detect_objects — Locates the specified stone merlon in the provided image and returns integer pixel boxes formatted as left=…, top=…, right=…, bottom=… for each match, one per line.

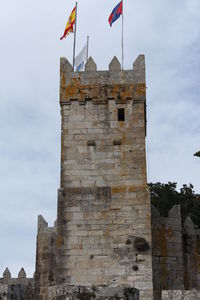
left=37, top=215, right=48, bottom=233
left=60, top=55, right=146, bottom=105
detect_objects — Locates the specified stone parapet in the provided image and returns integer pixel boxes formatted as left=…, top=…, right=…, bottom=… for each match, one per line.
left=152, top=205, right=184, bottom=299
left=60, top=55, right=146, bottom=105
left=0, top=268, right=34, bottom=300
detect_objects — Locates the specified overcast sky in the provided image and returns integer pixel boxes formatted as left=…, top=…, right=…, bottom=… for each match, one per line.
left=0, top=0, right=200, bottom=277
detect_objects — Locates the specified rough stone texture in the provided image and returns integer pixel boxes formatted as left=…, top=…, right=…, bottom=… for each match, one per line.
left=3, top=55, right=200, bottom=299
left=151, top=205, right=185, bottom=300
left=35, top=216, right=57, bottom=298
left=48, top=285, right=140, bottom=300
left=85, top=57, right=97, bottom=72
left=109, top=56, right=121, bottom=71
left=183, top=217, right=200, bottom=290
left=35, top=55, right=153, bottom=300
left=0, top=268, right=35, bottom=300
left=162, top=290, right=200, bottom=300
left=152, top=205, right=200, bottom=299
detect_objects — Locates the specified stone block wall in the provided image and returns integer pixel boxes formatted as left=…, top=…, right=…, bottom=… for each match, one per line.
left=183, top=216, right=200, bottom=289
left=60, top=56, right=147, bottom=190
left=35, top=215, right=57, bottom=298
left=35, top=55, right=153, bottom=300
left=152, top=205, right=200, bottom=299
left=3, top=54, right=200, bottom=300
left=162, top=290, right=200, bottom=300
left=57, top=56, right=152, bottom=299
left=0, top=267, right=34, bottom=300
left=151, top=205, right=184, bottom=299
left=56, top=186, right=152, bottom=297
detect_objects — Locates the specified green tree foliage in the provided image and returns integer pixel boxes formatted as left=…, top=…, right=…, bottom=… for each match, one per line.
left=149, top=182, right=200, bottom=227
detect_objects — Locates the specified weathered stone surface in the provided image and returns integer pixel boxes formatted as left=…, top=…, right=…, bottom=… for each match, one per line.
left=162, top=290, right=200, bottom=300
left=151, top=205, right=185, bottom=299
left=18, top=268, right=26, bottom=280
left=3, top=268, right=11, bottom=283
left=35, top=56, right=153, bottom=300
left=85, top=57, right=97, bottom=72
left=0, top=269, right=34, bottom=300
left=48, top=285, right=140, bottom=300
left=4, top=54, right=200, bottom=300
left=133, top=55, right=145, bottom=83
left=109, top=56, right=121, bottom=71
left=60, top=57, right=73, bottom=73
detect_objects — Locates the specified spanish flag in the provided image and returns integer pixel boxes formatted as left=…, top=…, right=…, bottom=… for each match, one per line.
left=60, top=6, right=76, bottom=40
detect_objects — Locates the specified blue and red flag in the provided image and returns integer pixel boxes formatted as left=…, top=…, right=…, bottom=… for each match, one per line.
left=108, top=1, right=123, bottom=27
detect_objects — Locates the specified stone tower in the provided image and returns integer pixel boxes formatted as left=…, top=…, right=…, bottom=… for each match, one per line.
left=35, top=55, right=153, bottom=300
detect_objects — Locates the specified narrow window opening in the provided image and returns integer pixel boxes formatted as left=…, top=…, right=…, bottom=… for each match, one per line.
left=118, top=108, right=125, bottom=121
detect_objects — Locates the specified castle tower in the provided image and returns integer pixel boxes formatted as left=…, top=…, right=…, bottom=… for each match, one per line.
left=35, top=55, right=153, bottom=300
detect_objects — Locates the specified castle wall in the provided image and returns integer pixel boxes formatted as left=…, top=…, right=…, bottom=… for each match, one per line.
left=151, top=205, right=200, bottom=299
left=151, top=205, right=184, bottom=299
left=35, top=216, right=57, bottom=299
left=60, top=99, right=146, bottom=189
left=0, top=268, right=34, bottom=300
left=47, top=56, right=153, bottom=300
left=183, top=216, right=200, bottom=289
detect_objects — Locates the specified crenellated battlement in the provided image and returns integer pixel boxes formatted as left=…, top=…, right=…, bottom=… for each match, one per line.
left=2, top=46, right=200, bottom=299
left=0, top=267, right=33, bottom=285
left=37, top=215, right=57, bottom=234
left=152, top=205, right=200, bottom=298
left=0, top=267, right=35, bottom=299
left=60, top=55, right=146, bottom=105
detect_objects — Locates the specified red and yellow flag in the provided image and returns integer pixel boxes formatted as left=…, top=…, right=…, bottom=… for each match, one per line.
left=60, top=6, right=76, bottom=40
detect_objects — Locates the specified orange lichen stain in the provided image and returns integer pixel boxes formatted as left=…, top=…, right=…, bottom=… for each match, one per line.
left=60, top=82, right=139, bottom=102
left=71, top=243, right=83, bottom=250
left=93, top=121, right=98, bottom=127
left=60, top=73, right=66, bottom=88
left=56, top=235, right=63, bottom=247
left=110, top=85, right=120, bottom=97
left=65, top=85, right=79, bottom=99
left=123, top=84, right=134, bottom=97
left=60, top=74, right=67, bottom=99
left=121, top=134, right=127, bottom=144
left=147, top=212, right=151, bottom=223
left=110, top=84, right=134, bottom=100
left=103, top=230, right=111, bottom=237
left=157, top=226, right=173, bottom=256
left=71, top=77, right=81, bottom=85
left=136, top=84, right=146, bottom=96
left=128, top=185, right=147, bottom=192
left=153, top=224, right=174, bottom=289
left=112, top=187, right=126, bottom=194
left=119, top=121, right=125, bottom=128
left=62, top=83, right=101, bottom=100
left=128, top=186, right=137, bottom=192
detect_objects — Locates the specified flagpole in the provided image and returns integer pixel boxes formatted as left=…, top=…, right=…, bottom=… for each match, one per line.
left=86, top=35, right=89, bottom=61
left=73, top=2, right=78, bottom=71
left=121, top=0, right=124, bottom=70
